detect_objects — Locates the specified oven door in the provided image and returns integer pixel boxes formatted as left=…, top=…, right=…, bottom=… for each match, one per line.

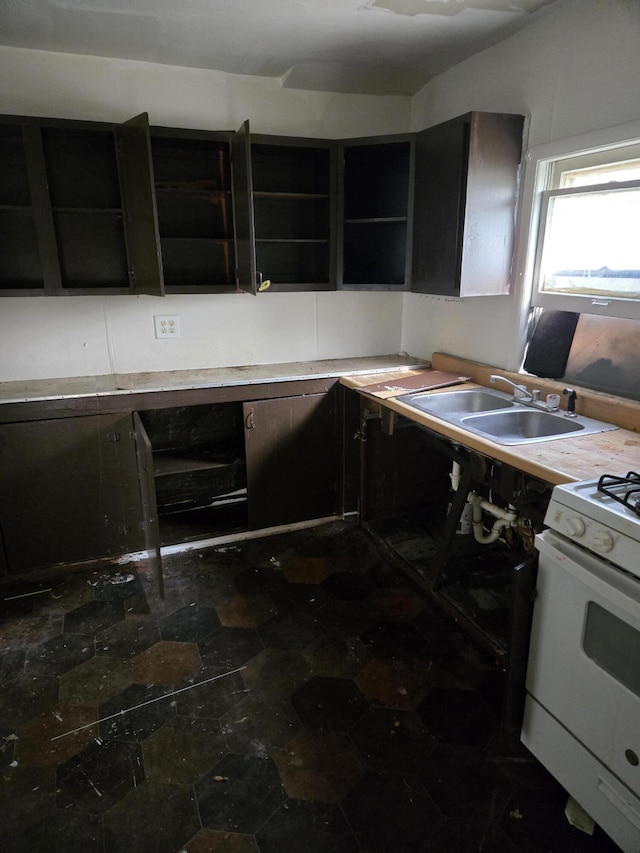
left=524, top=528, right=640, bottom=796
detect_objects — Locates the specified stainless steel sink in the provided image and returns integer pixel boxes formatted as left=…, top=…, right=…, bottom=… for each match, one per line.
left=460, top=409, right=586, bottom=443
left=399, top=388, right=515, bottom=416
left=397, top=387, right=619, bottom=445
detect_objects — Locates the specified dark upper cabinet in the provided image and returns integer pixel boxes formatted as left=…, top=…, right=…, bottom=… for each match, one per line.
left=148, top=120, right=255, bottom=294
left=1, top=110, right=523, bottom=297
left=0, top=114, right=165, bottom=296
left=412, top=111, right=525, bottom=297
left=250, top=135, right=336, bottom=292
left=338, top=135, right=414, bottom=291
left=0, top=113, right=256, bottom=296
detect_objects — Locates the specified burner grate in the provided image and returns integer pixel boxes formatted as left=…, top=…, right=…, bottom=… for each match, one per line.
left=597, top=471, right=640, bottom=516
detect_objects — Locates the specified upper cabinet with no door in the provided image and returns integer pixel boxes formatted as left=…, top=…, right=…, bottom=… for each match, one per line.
left=339, top=135, right=414, bottom=291
left=250, top=135, right=336, bottom=292
left=412, top=112, right=525, bottom=297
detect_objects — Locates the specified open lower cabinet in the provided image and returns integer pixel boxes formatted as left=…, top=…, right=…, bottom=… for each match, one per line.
left=133, top=384, right=345, bottom=590
left=359, top=402, right=549, bottom=731
left=358, top=398, right=550, bottom=644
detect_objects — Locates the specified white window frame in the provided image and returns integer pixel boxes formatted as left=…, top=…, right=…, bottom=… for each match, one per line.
left=519, top=120, right=640, bottom=323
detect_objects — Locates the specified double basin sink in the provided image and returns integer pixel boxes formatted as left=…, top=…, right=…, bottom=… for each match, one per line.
left=397, top=387, right=618, bottom=445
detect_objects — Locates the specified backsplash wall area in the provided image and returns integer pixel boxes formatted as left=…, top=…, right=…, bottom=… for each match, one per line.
left=0, top=291, right=404, bottom=382
left=563, top=315, right=640, bottom=402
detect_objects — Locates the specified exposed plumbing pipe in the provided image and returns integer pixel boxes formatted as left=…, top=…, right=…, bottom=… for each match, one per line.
left=448, top=461, right=473, bottom=535
left=449, top=461, right=462, bottom=494
left=467, top=491, right=520, bottom=545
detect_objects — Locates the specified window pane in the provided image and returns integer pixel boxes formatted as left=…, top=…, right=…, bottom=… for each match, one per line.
left=539, top=186, right=640, bottom=298
left=560, top=158, right=640, bottom=188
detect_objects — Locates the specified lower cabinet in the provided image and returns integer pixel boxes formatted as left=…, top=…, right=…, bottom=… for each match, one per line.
left=244, top=392, right=339, bottom=530
left=0, top=383, right=344, bottom=580
left=0, top=413, right=142, bottom=574
left=135, top=401, right=249, bottom=547
left=134, top=386, right=342, bottom=550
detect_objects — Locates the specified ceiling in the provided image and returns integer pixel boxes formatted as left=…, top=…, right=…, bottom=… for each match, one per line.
left=1, top=0, right=563, bottom=96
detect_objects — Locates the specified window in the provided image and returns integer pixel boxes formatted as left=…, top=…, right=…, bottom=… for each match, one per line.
left=530, top=138, right=640, bottom=320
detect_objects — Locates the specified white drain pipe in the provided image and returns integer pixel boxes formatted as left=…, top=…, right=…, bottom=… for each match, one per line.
left=449, top=461, right=463, bottom=493
left=449, top=462, right=473, bottom=535
left=467, top=491, right=520, bottom=545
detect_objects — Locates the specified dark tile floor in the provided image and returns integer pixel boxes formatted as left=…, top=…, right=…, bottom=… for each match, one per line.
left=0, top=520, right=621, bottom=852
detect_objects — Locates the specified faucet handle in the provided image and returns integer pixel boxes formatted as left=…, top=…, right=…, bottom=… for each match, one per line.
left=546, top=393, right=561, bottom=411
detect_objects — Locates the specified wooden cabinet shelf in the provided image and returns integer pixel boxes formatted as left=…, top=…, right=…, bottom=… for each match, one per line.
left=253, top=191, right=329, bottom=200
left=153, top=449, right=247, bottom=514
left=344, top=216, right=408, bottom=224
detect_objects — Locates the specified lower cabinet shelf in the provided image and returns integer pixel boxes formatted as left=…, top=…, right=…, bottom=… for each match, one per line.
left=157, top=499, right=248, bottom=547
left=153, top=448, right=247, bottom=513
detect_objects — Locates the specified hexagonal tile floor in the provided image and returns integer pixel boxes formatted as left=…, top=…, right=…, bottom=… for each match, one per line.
left=0, top=521, right=622, bottom=852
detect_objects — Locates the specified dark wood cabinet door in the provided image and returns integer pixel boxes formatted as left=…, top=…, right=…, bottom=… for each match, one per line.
left=116, top=113, right=165, bottom=296
left=244, top=392, right=340, bottom=530
left=133, top=412, right=163, bottom=596
left=412, top=114, right=468, bottom=295
left=232, top=120, right=257, bottom=293
left=0, top=413, right=142, bottom=573
left=412, top=112, right=524, bottom=297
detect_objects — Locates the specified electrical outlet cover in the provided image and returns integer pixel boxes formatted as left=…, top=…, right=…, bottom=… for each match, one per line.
left=154, top=315, right=180, bottom=339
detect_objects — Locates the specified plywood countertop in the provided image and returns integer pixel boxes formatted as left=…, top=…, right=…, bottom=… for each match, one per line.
left=341, top=353, right=640, bottom=486
left=0, top=355, right=426, bottom=405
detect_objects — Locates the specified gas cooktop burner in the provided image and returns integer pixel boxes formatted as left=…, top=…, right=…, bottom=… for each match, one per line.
left=597, top=471, right=640, bottom=516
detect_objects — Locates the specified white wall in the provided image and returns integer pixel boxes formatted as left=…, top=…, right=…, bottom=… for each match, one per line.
left=402, top=0, right=640, bottom=371
left=0, top=291, right=403, bottom=380
left=0, top=47, right=410, bottom=380
left=2, top=0, right=640, bottom=381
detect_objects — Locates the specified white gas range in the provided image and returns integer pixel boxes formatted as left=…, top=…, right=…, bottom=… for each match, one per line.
left=543, top=472, right=640, bottom=576
left=522, top=471, right=640, bottom=853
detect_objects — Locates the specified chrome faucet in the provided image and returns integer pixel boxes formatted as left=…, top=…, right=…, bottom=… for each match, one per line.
left=489, top=374, right=562, bottom=412
left=489, top=374, right=534, bottom=402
